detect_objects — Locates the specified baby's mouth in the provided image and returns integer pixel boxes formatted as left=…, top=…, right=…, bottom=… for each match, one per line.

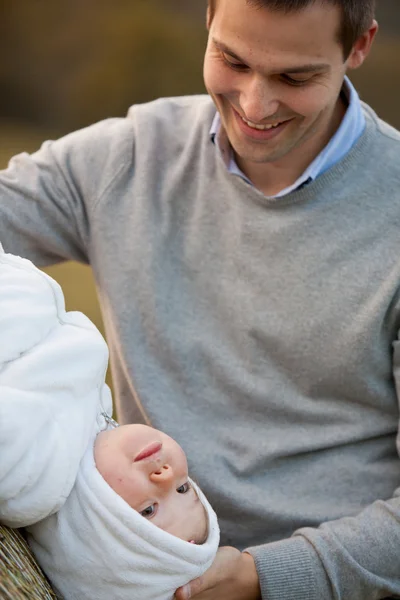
left=134, top=441, right=162, bottom=462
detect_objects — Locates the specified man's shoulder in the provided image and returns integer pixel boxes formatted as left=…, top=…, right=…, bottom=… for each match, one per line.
left=70, top=95, right=215, bottom=144
left=356, top=103, right=400, bottom=193
left=362, top=102, right=400, bottom=145
left=126, top=95, right=216, bottom=131
left=40, top=95, right=216, bottom=204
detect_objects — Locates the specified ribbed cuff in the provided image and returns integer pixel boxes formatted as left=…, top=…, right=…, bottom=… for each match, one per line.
left=245, top=535, right=331, bottom=600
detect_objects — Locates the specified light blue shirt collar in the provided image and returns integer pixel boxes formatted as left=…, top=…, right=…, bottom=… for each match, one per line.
left=210, top=76, right=365, bottom=198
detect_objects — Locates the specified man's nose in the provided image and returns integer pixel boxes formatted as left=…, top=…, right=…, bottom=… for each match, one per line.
left=149, top=464, right=174, bottom=486
left=239, top=74, right=279, bottom=123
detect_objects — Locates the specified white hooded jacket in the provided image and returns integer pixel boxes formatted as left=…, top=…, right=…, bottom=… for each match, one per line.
left=0, top=244, right=112, bottom=527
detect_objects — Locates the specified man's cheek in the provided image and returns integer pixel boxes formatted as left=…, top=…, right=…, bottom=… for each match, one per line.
left=204, top=61, right=228, bottom=93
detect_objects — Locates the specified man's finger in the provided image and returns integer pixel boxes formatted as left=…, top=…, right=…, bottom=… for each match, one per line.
left=177, top=573, right=210, bottom=599
left=175, top=583, right=192, bottom=600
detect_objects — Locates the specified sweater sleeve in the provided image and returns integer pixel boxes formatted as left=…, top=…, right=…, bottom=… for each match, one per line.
left=245, top=348, right=400, bottom=600
left=0, top=251, right=112, bottom=527
left=0, top=117, right=134, bottom=266
left=246, top=498, right=400, bottom=600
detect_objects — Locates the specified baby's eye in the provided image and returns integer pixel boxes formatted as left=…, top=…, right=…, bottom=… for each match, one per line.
left=177, top=482, right=191, bottom=494
left=140, top=504, right=157, bottom=518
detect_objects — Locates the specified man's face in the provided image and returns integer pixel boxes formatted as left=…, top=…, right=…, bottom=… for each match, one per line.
left=94, top=424, right=208, bottom=544
left=203, top=0, right=365, bottom=173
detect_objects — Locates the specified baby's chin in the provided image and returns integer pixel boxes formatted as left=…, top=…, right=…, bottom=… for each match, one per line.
left=190, top=525, right=208, bottom=545
left=174, top=534, right=205, bottom=545
left=176, top=520, right=208, bottom=545
left=187, top=534, right=206, bottom=545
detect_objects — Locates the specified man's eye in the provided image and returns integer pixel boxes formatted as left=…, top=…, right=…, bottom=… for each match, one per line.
left=282, top=74, right=311, bottom=86
left=177, top=482, right=191, bottom=494
left=222, top=53, right=248, bottom=71
left=140, top=504, right=157, bottom=518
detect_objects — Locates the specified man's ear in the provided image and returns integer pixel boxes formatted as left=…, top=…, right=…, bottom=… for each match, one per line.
left=347, top=19, right=379, bottom=70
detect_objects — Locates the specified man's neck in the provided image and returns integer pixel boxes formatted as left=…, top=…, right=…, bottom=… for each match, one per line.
left=235, top=95, right=347, bottom=197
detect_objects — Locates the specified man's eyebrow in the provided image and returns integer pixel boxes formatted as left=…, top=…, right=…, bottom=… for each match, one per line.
left=284, top=64, right=331, bottom=74
left=212, top=39, right=330, bottom=73
left=212, top=39, right=246, bottom=63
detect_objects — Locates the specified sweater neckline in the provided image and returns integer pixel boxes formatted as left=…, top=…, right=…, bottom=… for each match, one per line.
left=216, top=103, right=380, bottom=208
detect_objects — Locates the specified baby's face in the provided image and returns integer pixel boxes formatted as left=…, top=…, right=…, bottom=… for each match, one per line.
left=94, top=424, right=208, bottom=544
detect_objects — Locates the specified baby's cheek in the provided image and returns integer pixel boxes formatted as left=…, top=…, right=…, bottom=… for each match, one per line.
left=106, top=468, right=138, bottom=509
left=94, top=448, right=124, bottom=495
left=94, top=445, right=139, bottom=508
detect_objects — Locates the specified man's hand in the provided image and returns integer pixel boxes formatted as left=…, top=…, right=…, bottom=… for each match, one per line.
left=175, top=547, right=261, bottom=600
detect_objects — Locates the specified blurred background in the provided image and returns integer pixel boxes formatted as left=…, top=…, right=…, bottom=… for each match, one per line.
left=0, top=0, right=399, bottom=386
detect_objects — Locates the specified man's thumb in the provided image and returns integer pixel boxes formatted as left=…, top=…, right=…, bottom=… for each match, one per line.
left=176, top=575, right=204, bottom=600
left=176, top=583, right=192, bottom=600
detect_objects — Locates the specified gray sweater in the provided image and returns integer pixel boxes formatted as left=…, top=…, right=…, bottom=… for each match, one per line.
left=1, top=95, right=400, bottom=600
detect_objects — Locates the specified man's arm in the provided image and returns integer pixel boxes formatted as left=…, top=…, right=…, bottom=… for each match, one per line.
left=0, top=117, right=133, bottom=266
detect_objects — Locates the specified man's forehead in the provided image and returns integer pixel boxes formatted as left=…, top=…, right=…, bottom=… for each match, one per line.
left=211, top=0, right=341, bottom=34
left=210, top=0, right=343, bottom=64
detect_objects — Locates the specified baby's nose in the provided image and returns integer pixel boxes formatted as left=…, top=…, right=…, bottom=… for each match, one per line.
left=149, top=464, right=174, bottom=484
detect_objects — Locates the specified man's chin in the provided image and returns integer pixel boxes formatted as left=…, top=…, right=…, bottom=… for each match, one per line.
left=231, top=145, right=286, bottom=168
left=231, top=132, right=305, bottom=168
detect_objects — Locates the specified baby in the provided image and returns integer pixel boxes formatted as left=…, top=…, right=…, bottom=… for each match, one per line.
left=27, top=420, right=219, bottom=600
left=0, top=245, right=219, bottom=600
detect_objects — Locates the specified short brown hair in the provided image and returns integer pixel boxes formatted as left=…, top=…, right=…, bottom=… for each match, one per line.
left=207, top=0, right=376, bottom=59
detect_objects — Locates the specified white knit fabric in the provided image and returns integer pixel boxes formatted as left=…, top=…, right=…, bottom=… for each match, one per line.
left=27, top=437, right=220, bottom=600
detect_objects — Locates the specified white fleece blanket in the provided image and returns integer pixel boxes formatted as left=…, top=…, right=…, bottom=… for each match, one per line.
left=0, top=247, right=112, bottom=527
left=27, top=437, right=220, bottom=600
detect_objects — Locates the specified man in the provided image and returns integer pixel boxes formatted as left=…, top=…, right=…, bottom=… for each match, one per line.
left=1, top=0, right=399, bottom=598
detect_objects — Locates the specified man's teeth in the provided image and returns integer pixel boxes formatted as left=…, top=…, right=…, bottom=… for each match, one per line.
left=242, top=117, right=282, bottom=130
